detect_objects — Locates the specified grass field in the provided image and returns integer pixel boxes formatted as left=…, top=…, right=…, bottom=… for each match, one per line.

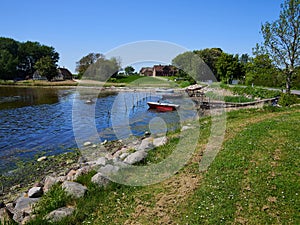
left=21, top=105, right=300, bottom=225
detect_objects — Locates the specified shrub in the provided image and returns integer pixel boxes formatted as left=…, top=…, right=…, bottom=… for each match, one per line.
left=278, top=93, right=299, bottom=106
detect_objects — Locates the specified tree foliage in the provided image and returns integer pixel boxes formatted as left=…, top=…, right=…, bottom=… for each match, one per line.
left=193, top=48, right=223, bottom=77
left=34, top=56, right=58, bottom=81
left=215, top=53, right=245, bottom=83
left=245, top=54, right=283, bottom=87
left=75, top=53, right=104, bottom=78
left=0, top=37, right=59, bottom=80
left=82, top=55, right=121, bottom=81
left=260, top=0, right=300, bottom=93
left=124, top=66, right=135, bottom=75
left=172, top=51, right=216, bottom=82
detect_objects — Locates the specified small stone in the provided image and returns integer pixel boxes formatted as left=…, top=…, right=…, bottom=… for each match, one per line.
left=144, top=131, right=151, bottom=136
left=91, top=173, right=110, bottom=187
left=83, top=142, right=92, bottom=146
left=37, top=156, right=47, bottom=162
left=181, top=126, right=192, bottom=131
left=62, top=181, right=87, bottom=198
left=45, top=207, right=74, bottom=222
left=28, top=187, right=43, bottom=198
left=261, top=205, right=270, bottom=211
left=120, top=153, right=129, bottom=160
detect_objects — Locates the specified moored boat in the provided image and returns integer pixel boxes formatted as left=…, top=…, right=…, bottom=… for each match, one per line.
left=147, top=101, right=180, bottom=112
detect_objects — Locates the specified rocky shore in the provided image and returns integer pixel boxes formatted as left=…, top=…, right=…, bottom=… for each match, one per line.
left=0, top=133, right=171, bottom=224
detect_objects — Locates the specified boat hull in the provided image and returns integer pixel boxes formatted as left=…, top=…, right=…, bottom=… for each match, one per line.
left=147, top=102, right=179, bottom=112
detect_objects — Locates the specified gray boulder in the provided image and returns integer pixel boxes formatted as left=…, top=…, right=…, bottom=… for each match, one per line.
left=137, top=138, right=153, bottom=151
left=153, top=136, right=167, bottom=147
left=98, top=164, right=119, bottom=176
left=124, top=151, right=147, bottom=165
left=14, top=196, right=40, bottom=214
left=91, top=173, right=110, bottom=187
left=45, top=207, right=74, bottom=222
left=95, top=157, right=108, bottom=166
left=13, top=196, right=40, bottom=223
left=73, top=166, right=93, bottom=180
left=28, top=187, right=43, bottom=198
left=43, top=176, right=59, bottom=193
left=61, top=181, right=87, bottom=198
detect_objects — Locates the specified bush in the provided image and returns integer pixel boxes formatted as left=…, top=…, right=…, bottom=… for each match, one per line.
left=278, top=93, right=299, bottom=106
left=180, top=81, right=191, bottom=88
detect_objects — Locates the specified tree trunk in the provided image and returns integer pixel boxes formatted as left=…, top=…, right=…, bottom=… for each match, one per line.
left=286, top=72, right=291, bottom=94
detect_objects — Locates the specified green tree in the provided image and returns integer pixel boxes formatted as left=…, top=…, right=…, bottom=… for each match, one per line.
left=18, top=41, right=59, bottom=77
left=34, top=56, right=58, bottom=81
left=193, top=48, right=223, bottom=78
left=75, top=53, right=104, bottom=78
left=172, top=51, right=215, bottom=82
left=245, top=54, right=282, bottom=87
left=83, top=56, right=121, bottom=81
left=260, top=0, right=300, bottom=93
left=124, top=66, right=135, bottom=75
left=0, top=37, right=20, bottom=80
left=216, top=53, right=244, bottom=84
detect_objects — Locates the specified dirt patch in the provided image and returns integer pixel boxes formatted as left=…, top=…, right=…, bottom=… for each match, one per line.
left=124, top=173, right=201, bottom=225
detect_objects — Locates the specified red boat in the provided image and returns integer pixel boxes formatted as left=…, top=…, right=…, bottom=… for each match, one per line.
left=147, top=101, right=180, bottom=112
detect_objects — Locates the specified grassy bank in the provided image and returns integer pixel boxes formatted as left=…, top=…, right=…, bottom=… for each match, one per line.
left=21, top=105, right=300, bottom=224
left=0, top=80, right=78, bottom=87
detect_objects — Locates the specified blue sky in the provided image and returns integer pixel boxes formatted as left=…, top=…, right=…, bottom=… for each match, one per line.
left=1, top=0, right=282, bottom=72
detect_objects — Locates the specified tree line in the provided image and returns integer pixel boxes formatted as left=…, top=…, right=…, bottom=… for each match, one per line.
left=173, top=0, right=300, bottom=92
left=0, top=37, right=59, bottom=81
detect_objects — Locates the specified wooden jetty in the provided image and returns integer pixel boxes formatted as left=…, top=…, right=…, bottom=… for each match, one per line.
left=192, top=97, right=279, bottom=109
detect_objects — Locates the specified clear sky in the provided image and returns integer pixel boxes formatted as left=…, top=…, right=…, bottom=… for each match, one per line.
left=0, top=0, right=282, bottom=73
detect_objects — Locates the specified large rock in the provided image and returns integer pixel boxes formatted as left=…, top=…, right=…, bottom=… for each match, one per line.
left=13, top=196, right=40, bottom=223
left=124, top=151, right=148, bottom=165
left=137, top=138, right=153, bottom=151
left=73, top=166, right=93, bottom=180
left=43, top=176, right=59, bottom=193
left=98, top=164, right=119, bottom=176
left=66, top=169, right=77, bottom=181
left=62, top=181, right=87, bottom=198
left=95, top=157, right=108, bottom=166
left=45, top=207, right=74, bottom=222
left=28, top=187, right=43, bottom=198
left=91, top=173, right=110, bottom=187
left=14, top=196, right=40, bottom=214
left=153, top=136, right=167, bottom=147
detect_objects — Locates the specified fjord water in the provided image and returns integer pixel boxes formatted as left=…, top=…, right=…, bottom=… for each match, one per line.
left=0, top=87, right=197, bottom=173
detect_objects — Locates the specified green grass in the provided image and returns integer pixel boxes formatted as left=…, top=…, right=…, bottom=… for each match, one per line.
left=205, top=91, right=254, bottom=102
left=107, top=75, right=142, bottom=83
left=129, top=76, right=176, bottom=87
left=221, top=84, right=282, bottom=99
left=179, top=108, right=300, bottom=224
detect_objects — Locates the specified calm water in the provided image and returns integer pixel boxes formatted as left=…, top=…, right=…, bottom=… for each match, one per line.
left=0, top=87, right=197, bottom=173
